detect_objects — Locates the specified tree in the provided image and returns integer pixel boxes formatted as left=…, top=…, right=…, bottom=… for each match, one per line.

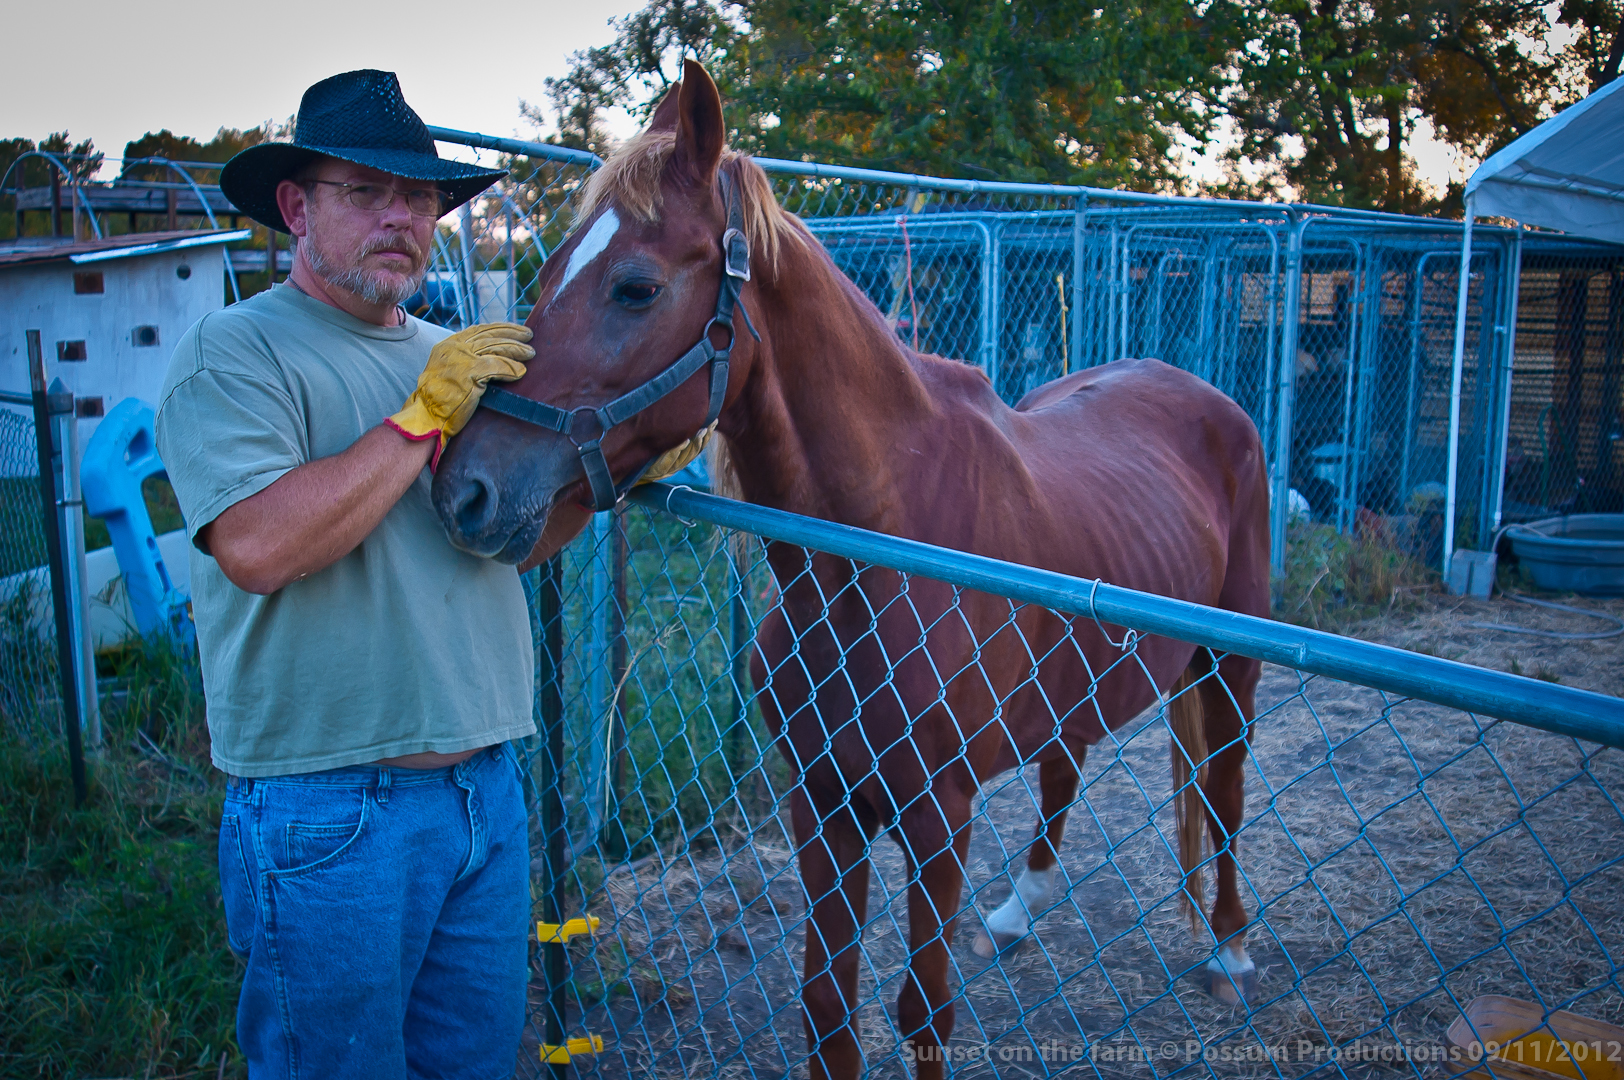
left=120, top=126, right=268, bottom=181
left=1219, top=0, right=1624, bottom=212
left=542, top=0, right=1237, bottom=189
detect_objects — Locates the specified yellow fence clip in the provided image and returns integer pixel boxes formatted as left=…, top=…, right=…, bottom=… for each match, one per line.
left=540, top=1034, right=604, bottom=1064
left=535, top=914, right=600, bottom=944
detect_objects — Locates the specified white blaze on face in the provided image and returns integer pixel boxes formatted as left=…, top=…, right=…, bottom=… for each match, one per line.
left=550, top=208, right=621, bottom=306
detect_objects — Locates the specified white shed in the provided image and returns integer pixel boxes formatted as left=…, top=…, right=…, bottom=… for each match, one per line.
left=0, top=228, right=247, bottom=458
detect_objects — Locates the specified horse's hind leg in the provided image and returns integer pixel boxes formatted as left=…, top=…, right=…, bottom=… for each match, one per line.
left=1198, top=649, right=1260, bottom=1004
left=972, top=750, right=1082, bottom=958
left=793, top=785, right=873, bottom=1080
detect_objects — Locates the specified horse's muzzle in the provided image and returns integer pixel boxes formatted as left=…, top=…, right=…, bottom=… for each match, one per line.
left=431, top=414, right=585, bottom=563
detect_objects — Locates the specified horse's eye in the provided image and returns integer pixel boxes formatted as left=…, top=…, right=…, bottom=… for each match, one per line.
left=614, top=282, right=660, bottom=306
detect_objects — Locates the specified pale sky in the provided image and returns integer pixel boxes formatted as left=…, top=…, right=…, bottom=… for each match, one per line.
left=5, top=0, right=1474, bottom=194
left=3, top=0, right=647, bottom=171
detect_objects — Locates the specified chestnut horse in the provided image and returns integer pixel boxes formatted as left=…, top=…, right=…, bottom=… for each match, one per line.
left=434, top=61, right=1269, bottom=1080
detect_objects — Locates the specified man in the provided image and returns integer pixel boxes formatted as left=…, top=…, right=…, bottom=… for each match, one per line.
left=156, top=70, right=537, bottom=1078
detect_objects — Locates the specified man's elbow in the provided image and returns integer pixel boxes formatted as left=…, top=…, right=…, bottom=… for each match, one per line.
left=203, top=524, right=292, bottom=595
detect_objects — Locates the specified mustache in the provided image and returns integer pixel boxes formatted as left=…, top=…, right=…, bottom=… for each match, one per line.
left=361, top=236, right=424, bottom=261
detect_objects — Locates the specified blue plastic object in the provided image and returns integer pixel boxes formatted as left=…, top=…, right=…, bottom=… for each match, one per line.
left=81, top=397, right=193, bottom=642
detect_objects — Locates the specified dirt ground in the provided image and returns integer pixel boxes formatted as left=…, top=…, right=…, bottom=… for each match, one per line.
left=526, top=591, right=1624, bottom=1080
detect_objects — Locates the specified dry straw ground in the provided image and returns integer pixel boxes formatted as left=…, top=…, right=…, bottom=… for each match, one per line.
left=545, top=594, right=1624, bottom=1080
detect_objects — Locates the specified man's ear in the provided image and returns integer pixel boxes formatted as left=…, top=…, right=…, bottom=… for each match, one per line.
left=671, top=59, right=725, bottom=188
left=276, top=179, right=309, bottom=239
left=648, top=82, right=682, bottom=132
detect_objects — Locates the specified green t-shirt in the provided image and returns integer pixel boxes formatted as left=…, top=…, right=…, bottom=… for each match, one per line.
left=155, top=284, right=536, bottom=777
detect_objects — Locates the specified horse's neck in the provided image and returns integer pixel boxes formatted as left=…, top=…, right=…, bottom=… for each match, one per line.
left=724, top=235, right=933, bottom=530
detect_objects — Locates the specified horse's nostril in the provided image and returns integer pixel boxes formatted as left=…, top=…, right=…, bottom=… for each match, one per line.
left=452, top=475, right=497, bottom=536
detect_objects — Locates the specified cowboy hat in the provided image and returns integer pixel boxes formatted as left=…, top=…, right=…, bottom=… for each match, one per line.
left=220, top=69, right=505, bottom=233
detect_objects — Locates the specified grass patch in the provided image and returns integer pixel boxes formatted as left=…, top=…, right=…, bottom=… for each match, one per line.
left=1275, top=519, right=1437, bottom=630
left=0, top=637, right=242, bottom=1079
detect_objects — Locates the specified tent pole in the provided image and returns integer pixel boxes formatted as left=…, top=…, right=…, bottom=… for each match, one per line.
left=1444, top=196, right=1476, bottom=579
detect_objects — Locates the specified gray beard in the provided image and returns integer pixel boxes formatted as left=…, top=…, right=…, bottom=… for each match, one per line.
left=302, top=237, right=427, bottom=307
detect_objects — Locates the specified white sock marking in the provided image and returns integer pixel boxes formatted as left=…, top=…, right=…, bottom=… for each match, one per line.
left=985, top=867, right=1055, bottom=938
left=1205, top=941, right=1255, bottom=976
left=552, top=208, right=620, bottom=303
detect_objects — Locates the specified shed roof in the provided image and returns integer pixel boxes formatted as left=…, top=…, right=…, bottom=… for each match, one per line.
left=0, top=228, right=249, bottom=269
left=1467, top=77, right=1624, bottom=242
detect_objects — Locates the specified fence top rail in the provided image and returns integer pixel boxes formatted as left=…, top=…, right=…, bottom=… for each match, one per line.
left=423, top=126, right=1510, bottom=230
left=425, top=125, right=603, bottom=168
left=628, top=483, right=1624, bottom=749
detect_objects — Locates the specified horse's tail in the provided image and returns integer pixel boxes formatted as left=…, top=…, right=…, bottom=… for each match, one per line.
left=1169, top=665, right=1209, bottom=937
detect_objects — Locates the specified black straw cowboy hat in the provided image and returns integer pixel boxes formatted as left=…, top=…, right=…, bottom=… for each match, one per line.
left=220, top=69, right=505, bottom=234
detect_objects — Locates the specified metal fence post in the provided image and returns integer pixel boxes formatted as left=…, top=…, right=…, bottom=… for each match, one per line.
left=1070, top=196, right=1087, bottom=370
left=27, top=331, right=86, bottom=805
left=1444, top=197, right=1477, bottom=576
left=1488, top=228, right=1524, bottom=535
left=54, top=398, right=99, bottom=747
left=583, top=510, right=614, bottom=853
left=535, top=555, right=566, bottom=1078
left=1270, top=213, right=1306, bottom=574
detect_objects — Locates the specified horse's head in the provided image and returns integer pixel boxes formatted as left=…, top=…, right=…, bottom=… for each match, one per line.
left=433, top=60, right=775, bottom=567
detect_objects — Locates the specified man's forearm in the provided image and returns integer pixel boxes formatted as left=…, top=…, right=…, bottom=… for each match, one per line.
left=203, top=425, right=435, bottom=594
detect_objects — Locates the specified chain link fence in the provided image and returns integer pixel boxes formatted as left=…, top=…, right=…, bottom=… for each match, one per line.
left=423, top=132, right=1624, bottom=574
left=1503, top=241, right=1624, bottom=520
left=513, top=482, right=1622, bottom=1079
left=0, top=402, right=59, bottom=738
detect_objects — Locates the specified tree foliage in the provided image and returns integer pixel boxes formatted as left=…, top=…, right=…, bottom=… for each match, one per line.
left=544, top=0, right=1234, bottom=189
left=546, top=0, right=1624, bottom=212
left=1221, top=0, right=1624, bottom=212
left=119, top=127, right=268, bottom=181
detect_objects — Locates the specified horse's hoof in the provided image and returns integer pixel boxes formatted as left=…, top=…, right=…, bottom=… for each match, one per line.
left=1200, top=960, right=1258, bottom=1006
left=971, top=929, right=1023, bottom=958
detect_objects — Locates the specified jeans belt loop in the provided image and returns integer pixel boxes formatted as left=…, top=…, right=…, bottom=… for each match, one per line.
left=376, top=767, right=392, bottom=806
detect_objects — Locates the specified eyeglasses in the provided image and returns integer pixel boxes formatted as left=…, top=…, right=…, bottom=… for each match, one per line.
left=308, top=180, right=446, bottom=217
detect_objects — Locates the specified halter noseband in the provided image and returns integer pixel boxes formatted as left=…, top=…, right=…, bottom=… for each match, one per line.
left=478, top=172, right=750, bottom=512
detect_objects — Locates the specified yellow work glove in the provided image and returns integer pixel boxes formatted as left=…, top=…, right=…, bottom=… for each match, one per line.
left=639, top=423, right=716, bottom=486
left=385, top=322, right=534, bottom=470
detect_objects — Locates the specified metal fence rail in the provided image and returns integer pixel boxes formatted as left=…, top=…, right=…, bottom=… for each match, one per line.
left=516, top=480, right=1624, bottom=1079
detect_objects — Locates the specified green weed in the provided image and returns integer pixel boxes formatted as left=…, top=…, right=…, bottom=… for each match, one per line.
left=1275, top=519, right=1437, bottom=630
left=0, top=637, right=242, bottom=1079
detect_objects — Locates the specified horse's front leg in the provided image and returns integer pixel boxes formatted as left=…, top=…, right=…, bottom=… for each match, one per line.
left=793, top=785, right=873, bottom=1080
left=896, top=786, right=973, bottom=1080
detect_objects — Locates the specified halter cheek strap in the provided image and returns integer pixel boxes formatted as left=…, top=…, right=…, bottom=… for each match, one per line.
left=479, top=172, right=750, bottom=512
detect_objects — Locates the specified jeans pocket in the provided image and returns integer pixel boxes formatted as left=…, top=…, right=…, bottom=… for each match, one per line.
left=286, top=820, right=364, bottom=869
left=218, top=813, right=256, bottom=958
left=262, top=786, right=369, bottom=877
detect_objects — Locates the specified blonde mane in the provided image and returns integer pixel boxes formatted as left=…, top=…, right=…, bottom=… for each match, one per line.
left=578, top=126, right=806, bottom=280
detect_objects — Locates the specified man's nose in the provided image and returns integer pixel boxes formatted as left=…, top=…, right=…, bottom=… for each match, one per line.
left=378, top=193, right=415, bottom=228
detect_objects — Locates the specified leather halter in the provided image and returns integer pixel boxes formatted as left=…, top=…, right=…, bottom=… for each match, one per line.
left=478, top=172, right=750, bottom=512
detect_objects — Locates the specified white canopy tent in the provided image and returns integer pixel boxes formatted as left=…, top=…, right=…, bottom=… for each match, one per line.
left=1445, top=77, right=1624, bottom=575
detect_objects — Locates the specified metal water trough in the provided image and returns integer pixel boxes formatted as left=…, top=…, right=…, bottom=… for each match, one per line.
left=1507, top=514, right=1624, bottom=595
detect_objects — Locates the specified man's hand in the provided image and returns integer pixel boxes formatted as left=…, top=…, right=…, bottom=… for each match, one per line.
left=386, top=323, right=534, bottom=468
left=638, top=423, right=716, bottom=486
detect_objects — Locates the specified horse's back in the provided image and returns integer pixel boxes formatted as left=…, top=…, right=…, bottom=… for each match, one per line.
left=1008, top=357, right=1268, bottom=610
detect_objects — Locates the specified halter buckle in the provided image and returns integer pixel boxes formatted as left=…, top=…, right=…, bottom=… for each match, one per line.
left=721, top=227, right=751, bottom=282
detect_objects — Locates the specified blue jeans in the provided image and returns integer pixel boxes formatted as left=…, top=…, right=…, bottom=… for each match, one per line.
left=219, top=743, right=531, bottom=1080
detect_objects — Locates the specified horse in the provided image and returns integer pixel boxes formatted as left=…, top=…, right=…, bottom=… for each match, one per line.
left=432, top=60, right=1270, bottom=1080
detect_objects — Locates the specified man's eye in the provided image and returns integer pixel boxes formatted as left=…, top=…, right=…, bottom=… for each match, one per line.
left=351, top=185, right=386, bottom=199
left=615, top=283, right=660, bottom=304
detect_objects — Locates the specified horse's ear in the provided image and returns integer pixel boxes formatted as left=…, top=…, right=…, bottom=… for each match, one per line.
left=672, top=58, right=725, bottom=187
left=648, top=82, right=682, bottom=132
